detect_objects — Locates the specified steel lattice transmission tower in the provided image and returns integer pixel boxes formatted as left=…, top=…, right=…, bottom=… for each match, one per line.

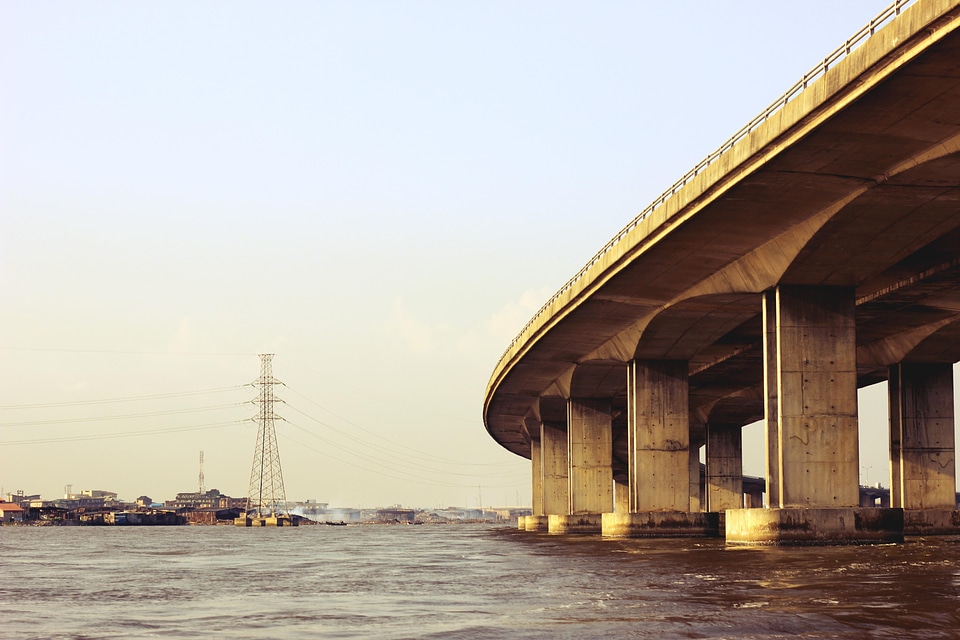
left=245, top=354, right=288, bottom=519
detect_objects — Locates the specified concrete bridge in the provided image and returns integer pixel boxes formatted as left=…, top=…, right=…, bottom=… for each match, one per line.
left=483, top=0, right=960, bottom=544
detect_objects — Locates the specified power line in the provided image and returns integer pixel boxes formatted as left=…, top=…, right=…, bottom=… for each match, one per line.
left=286, top=419, right=525, bottom=481
left=0, top=420, right=244, bottom=446
left=0, top=403, right=245, bottom=428
left=0, top=347, right=253, bottom=356
left=281, top=427, right=456, bottom=488
left=278, top=429, right=525, bottom=490
left=0, top=365, right=526, bottom=490
left=0, top=385, right=247, bottom=410
left=284, top=387, right=516, bottom=467
left=283, top=360, right=475, bottom=425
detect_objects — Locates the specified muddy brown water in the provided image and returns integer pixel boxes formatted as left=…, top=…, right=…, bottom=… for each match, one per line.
left=1, top=524, right=958, bottom=638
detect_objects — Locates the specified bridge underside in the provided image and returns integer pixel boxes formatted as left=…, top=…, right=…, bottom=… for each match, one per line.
left=490, top=1, right=960, bottom=543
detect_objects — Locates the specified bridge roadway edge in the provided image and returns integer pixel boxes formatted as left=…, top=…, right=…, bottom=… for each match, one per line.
left=484, top=0, right=960, bottom=459
left=483, top=0, right=960, bottom=544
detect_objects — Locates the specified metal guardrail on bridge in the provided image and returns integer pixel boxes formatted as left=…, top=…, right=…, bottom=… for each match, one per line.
left=496, top=0, right=918, bottom=370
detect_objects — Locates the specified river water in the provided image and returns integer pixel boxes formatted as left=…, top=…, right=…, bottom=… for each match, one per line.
left=1, top=524, right=959, bottom=639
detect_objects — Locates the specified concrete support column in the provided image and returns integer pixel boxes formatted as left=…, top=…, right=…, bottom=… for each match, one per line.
left=689, top=445, right=702, bottom=512
left=776, top=286, right=860, bottom=508
left=762, top=290, right=780, bottom=507
left=549, top=399, right=611, bottom=533
left=540, top=421, right=568, bottom=517
left=567, top=398, right=613, bottom=514
left=614, top=479, right=629, bottom=514
left=530, top=436, right=543, bottom=516
left=628, top=360, right=690, bottom=511
left=743, top=482, right=764, bottom=508
left=521, top=433, right=549, bottom=532
left=889, top=362, right=958, bottom=534
left=727, top=286, right=902, bottom=545
left=706, top=423, right=743, bottom=512
left=604, top=360, right=719, bottom=538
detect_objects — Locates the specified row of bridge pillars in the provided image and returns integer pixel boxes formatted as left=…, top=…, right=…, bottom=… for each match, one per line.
left=519, top=286, right=959, bottom=544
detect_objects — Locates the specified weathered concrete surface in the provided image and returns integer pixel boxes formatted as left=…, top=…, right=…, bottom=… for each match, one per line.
left=889, top=362, right=957, bottom=510
left=725, top=507, right=904, bottom=545
left=523, top=515, right=550, bottom=532
left=744, top=480, right=764, bottom=509
left=762, top=291, right=781, bottom=507
left=773, top=286, right=860, bottom=509
left=689, top=446, right=703, bottom=512
left=903, top=508, right=960, bottom=534
left=568, top=398, right=613, bottom=515
left=627, top=361, right=690, bottom=512
left=706, top=423, right=743, bottom=511
left=541, top=422, right=568, bottom=517
left=602, top=511, right=721, bottom=538
left=614, top=478, right=629, bottom=513
left=530, top=437, right=543, bottom=517
left=549, top=513, right=602, bottom=534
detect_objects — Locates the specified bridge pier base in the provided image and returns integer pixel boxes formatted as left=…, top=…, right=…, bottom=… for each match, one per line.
left=903, top=509, right=960, bottom=535
left=889, top=362, right=958, bottom=537
left=602, top=511, right=720, bottom=538
left=729, top=286, right=899, bottom=545
left=549, top=513, right=602, bottom=534
left=725, top=507, right=904, bottom=545
left=523, top=515, right=550, bottom=532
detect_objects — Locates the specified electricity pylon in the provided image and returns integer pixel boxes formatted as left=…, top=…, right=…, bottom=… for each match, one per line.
left=244, top=354, right=288, bottom=518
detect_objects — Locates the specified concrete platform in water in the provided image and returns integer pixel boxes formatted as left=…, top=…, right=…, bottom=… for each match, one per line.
left=234, top=515, right=298, bottom=527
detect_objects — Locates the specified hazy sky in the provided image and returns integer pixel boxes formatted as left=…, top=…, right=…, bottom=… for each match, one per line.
left=3, top=1, right=953, bottom=508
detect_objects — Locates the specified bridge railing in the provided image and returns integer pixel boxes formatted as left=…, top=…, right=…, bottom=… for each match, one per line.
left=495, top=0, right=917, bottom=370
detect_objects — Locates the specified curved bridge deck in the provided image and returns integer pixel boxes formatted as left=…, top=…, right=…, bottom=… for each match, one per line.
left=484, top=0, right=960, bottom=543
